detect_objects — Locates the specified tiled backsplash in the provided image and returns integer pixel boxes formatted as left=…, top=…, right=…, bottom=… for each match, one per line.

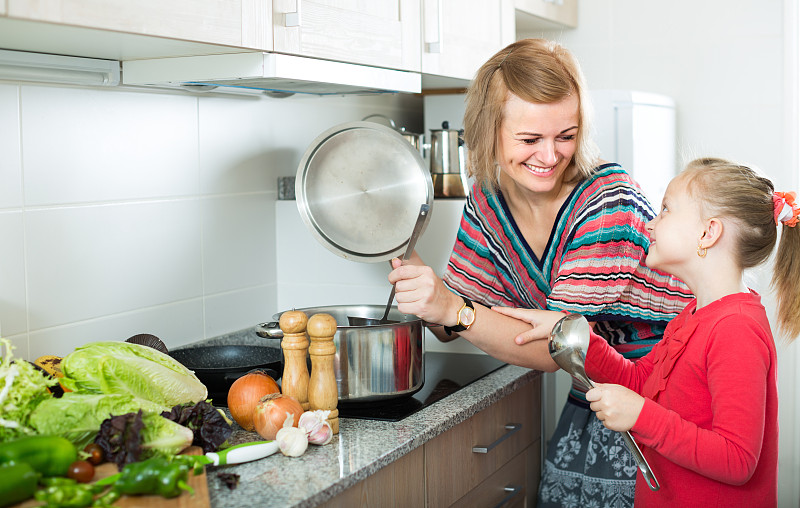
left=0, top=83, right=422, bottom=359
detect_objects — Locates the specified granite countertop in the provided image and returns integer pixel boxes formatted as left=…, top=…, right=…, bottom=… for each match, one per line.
left=178, top=330, right=540, bottom=508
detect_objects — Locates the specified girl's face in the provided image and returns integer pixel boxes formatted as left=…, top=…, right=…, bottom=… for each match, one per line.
left=497, top=93, right=579, bottom=197
left=645, top=176, right=707, bottom=278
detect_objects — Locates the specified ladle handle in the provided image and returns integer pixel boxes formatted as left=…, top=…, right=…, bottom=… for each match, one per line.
left=381, top=204, right=430, bottom=321
left=621, top=430, right=660, bottom=491
left=575, top=372, right=660, bottom=491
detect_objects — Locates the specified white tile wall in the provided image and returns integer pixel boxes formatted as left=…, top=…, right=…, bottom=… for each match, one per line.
left=0, top=82, right=422, bottom=359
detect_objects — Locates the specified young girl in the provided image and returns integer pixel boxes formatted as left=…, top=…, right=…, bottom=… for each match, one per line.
left=495, top=157, right=799, bottom=506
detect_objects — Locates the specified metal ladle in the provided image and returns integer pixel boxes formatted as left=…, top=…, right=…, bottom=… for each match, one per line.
left=347, top=203, right=430, bottom=326
left=549, top=313, right=661, bottom=491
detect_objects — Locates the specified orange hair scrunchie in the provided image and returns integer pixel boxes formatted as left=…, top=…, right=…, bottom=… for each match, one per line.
left=773, top=191, right=800, bottom=227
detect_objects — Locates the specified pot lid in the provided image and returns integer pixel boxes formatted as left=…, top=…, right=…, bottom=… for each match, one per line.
left=295, top=121, right=434, bottom=262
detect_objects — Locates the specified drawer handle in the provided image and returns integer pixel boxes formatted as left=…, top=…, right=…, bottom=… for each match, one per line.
left=472, top=423, right=521, bottom=454
left=493, top=485, right=522, bottom=508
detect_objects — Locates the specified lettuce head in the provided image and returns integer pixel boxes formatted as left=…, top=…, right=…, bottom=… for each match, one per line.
left=59, top=341, right=207, bottom=410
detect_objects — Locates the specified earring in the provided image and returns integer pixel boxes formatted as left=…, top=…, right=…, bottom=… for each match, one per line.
left=697, top=241, right=707, bottom=258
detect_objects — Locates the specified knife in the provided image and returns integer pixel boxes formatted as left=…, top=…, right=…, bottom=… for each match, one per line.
left=202, top=440, right=279, bottom=466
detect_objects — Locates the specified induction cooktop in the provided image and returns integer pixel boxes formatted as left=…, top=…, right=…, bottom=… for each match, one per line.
left=337, top=352, right=506, bottom=422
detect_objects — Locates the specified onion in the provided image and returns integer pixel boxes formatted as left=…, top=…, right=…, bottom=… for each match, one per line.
left=227, top=370, right=280, bottom=431
left=253, top=393, right=304, bottom=440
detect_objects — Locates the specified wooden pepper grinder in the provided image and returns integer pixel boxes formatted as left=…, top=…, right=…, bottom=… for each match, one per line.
left=279, top=310, right=310, bottom=411
left=307, top=313, right=339, bottom=434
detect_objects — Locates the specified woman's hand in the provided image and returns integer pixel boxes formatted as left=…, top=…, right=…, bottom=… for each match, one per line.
left=491, top=306, right=566, bottom=345
left=585, top=383, right=645, bottom=432
left=389, top=252, right=461, bottom=326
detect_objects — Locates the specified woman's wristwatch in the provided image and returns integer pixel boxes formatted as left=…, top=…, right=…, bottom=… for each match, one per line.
left=443, top=296, right=475, bottom=336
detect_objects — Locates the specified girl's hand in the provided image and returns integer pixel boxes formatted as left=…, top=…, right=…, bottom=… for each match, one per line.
left=491, top=306, right=566, bottom=345
left=585, top=383, right=645, bottom=432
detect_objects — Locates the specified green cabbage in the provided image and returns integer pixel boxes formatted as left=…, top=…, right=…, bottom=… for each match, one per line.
left=59, top=342, right=207, bottom=410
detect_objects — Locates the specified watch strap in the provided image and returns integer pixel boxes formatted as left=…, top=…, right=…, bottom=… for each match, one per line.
left=444, top=296, right=474, bottom=336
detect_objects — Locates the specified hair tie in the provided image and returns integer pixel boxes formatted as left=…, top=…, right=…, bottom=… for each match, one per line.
left=773, top=191, right=800, bottom=227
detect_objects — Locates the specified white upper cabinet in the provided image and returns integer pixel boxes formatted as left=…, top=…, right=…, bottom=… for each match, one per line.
left=1, top=0, right=272, bottom=60
left=420, top=0, right=515, bottom=87
left=515, top=0, right=577, bottom=32
left=272, top=0, right=421, bottom=72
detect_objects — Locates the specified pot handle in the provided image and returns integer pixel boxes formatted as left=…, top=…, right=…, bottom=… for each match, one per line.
left=255, top=322, right=284, bottom=339
left=362, top=113, right=396, bottom=129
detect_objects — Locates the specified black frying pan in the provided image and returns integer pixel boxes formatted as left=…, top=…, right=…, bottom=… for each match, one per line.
left=169, top=345, right=283, bottom=407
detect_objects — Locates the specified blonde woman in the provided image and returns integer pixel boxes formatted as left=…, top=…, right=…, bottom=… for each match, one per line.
left=390, top=39, right=692, bottom=506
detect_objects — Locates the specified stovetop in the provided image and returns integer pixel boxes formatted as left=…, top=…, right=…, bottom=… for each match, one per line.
left=337, top=352, right=506, bottom=422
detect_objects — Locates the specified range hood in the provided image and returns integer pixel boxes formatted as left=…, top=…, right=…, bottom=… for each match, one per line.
left=123, top=52, right=421, bottom=96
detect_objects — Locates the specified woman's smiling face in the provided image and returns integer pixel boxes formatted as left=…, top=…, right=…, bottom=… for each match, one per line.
left=497, top=93, right=579, bottom=196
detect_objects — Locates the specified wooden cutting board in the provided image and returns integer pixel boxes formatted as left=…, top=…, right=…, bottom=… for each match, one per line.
left=14, top=446, right=210, bottom=508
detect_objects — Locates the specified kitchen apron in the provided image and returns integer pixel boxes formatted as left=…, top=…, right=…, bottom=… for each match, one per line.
left=537, top=396, right=636, bottom=508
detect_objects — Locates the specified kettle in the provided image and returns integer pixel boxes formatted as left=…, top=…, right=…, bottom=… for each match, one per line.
left=429, top=121, right=469, bottom=198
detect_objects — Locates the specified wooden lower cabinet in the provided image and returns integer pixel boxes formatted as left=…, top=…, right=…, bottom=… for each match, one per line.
left=323, top=376, right=541, bottom=507
left=322, top=445, right=425, bottom=508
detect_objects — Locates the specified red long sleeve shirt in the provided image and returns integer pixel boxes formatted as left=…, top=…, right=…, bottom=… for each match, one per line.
left=585, top=291, right=778, bottom=507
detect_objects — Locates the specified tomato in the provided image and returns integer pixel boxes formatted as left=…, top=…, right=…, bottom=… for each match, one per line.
left=83, top=443, right=104, bottom=465
left=67, top=460, right=95, bottom=483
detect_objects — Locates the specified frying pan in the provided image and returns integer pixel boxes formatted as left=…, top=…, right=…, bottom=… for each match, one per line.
left=169, top=345, right=283, bottom=407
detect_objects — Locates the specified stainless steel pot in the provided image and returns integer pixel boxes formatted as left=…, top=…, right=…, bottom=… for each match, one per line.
left=257, top=305, right=424, bottom=402
left=363, top=113, right=425, bottom=155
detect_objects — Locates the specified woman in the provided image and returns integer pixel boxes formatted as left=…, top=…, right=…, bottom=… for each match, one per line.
left=389, top=38, right=693, bottom=506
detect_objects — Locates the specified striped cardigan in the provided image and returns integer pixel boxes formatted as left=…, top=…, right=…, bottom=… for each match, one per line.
left=443, top=163, right=692, bottom=361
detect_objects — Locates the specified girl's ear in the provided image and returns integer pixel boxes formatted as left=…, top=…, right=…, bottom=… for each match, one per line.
left=700, top=217, right=724, bottom=248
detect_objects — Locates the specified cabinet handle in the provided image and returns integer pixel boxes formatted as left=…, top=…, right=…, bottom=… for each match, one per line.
left=423, top=0, right=442, bottom=53
left=493, top=485, right=522, bottom=508
left=285, top=0, right=301, bottom=27
left=472, top=423, right=521, bottom=454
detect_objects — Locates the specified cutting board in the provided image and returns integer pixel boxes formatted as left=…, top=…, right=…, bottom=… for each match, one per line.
left=14, top=446, right=210, bottom=508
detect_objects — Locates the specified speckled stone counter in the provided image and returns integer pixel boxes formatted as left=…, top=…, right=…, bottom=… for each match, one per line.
left=176, top=329, right=541, bottom=508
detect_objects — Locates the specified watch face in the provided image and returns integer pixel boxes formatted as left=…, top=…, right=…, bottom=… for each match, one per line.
left=460, top=306, right=475, bottom=327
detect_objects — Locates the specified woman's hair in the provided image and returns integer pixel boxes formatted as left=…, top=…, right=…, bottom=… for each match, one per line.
left=681, top=157, right=800, bottom=340
left=463, top=38, right=600, bottom=191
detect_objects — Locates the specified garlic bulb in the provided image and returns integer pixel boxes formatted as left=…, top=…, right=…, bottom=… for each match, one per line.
left=276, top=413, right=309, bottom=457
left=298, top=410, right=333, bottom=446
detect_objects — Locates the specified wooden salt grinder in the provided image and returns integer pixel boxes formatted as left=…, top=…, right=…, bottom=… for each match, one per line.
left=279, top=310, right=310, bottom=411
left=307, top=313, right=339, bottom=434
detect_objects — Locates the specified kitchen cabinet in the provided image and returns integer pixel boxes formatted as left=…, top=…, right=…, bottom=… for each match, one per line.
left=320, top=446, right=426, bottom=507
left=0, top=0, right=270, bottom=61
left=273, top=0, right=421, bottom=72
left=5, top=0, right=271, bottom=48
left=425, top=376, right=540, bottom=507
left=420, top=0, right=515, bottom=87
left=321, top=376, right=541, bottom=507
left=515, top=0, right=578, bottom=33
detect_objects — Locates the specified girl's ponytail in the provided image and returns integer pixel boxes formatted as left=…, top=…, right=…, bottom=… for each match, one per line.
left=772, top=193, right=800, bottom=340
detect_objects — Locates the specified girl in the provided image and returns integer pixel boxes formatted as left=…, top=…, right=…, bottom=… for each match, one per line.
left=495, top=157, right=799, bottom=506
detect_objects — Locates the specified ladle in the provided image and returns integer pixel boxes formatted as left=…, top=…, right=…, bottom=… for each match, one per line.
left=347, top=203, right=430, bottom=326
left=549, top=313, right=661, bottom=491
